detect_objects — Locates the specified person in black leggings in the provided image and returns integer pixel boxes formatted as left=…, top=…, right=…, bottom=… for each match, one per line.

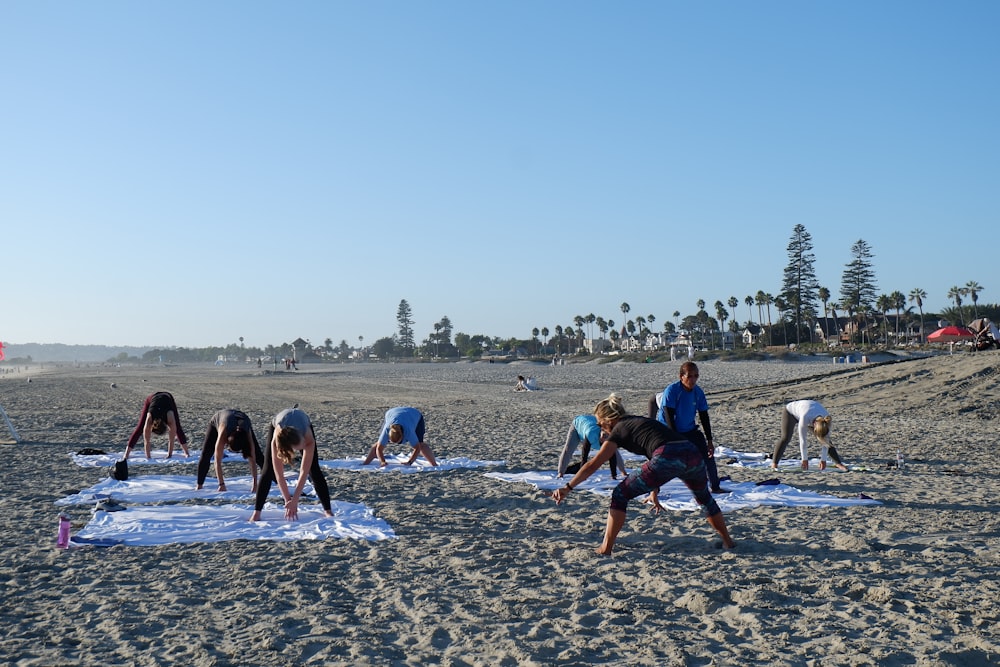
left=249, top=407, right=333, bottom=522
left=196, top=409, right=265, bottom=492
left=124, top=391, right=189, bottom=460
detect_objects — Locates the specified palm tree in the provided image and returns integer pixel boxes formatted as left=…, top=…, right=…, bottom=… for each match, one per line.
left=532, top=327, right=540, bottom=355
left=890, top=290, right=906, bottom=345
left=754, top=291, right=766, bottom=331
left=715, top=301, right=728, bottom=347
left=541, top=327, right=549, bottom=349
left=965, top=281, right=984, bottom=320
left=554, top=325, right=564, bottom=354
left=745, top=296, right=754, bottom=325
left=647, top=314, right=656, bottom=333
left=673, top=311, right=680, bottom=328
left=727, top=297, right=738, bottom=330
left=947, top=286, right=965, bottom=325
left=765, top=294, right=775, bottom=345
left=635, top=316, right=646, bottom=336
left=586, top=313, right=596, bottom=339
left=620, top=302, right=630, bottom=327
left=876, top=294, right=892, bottom=344
left=909, top=288, right=927, bottom=343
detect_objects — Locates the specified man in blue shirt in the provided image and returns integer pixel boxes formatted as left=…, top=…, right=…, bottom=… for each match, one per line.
left=658, top=362, right=727, bottom=494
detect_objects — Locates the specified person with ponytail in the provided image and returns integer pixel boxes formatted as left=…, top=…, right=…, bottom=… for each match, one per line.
left=770, top=400, right=848, bottom=471
left=552, top=393, right=736, bottom=555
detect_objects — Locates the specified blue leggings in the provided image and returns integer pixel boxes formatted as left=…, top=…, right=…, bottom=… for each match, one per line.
left=610, top=442, right=721, bottom=517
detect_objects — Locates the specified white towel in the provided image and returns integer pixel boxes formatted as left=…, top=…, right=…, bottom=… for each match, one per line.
left=69, top=502, right=395, bottom=547
left=55, top=475, right=311, bottom=506
left=320, top=455, right=504, bottom=473
left=70, top=449, right=245, bottom=467
left=485, top=470, right=881, bottom=509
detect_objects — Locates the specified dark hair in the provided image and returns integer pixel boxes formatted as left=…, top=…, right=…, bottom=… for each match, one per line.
left=227, top=429, right=251, bottom=458
left=151, top=418, right=167, bottom=435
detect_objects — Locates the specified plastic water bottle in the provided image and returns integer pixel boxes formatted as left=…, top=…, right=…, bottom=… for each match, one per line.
left=896, top=449, right=904, bottom=471
left=57, top=513, right=71, bottom=549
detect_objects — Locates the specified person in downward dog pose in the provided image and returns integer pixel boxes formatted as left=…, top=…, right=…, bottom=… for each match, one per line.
left=250, top=407, right=334, bottom=522
left=552, top=393, right=736, bottom=555
left=196, top=409, right=264, bottom=492
left=771, top=399, right=848, bottom=471
left=363, top=406, right=439, bottom=467
left=557, top=414, right=627, bottom=480
left=124, top=391, right=190, bottom=460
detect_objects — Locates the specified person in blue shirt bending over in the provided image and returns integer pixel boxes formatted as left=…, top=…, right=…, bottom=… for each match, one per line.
left=658, top=362, right=728, bottom=494
left=363, top=406, right=439, bottom=467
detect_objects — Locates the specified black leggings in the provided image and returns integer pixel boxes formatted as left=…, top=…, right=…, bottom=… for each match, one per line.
left=196, top=420, right=265, bottom=487
left=253, top=423, right=332, bottom=512
left=772, top=408, right=843, bottom=466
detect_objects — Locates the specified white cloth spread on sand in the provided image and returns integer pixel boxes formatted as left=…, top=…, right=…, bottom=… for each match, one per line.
left=55, top=475, right=309, bottom=506
left=69, top=502, right=395, bottom=547
left=485, top=469, right=881, bottom=509
left=70, top=449, right=244, bottom=467
left=320, top=455, right=504, bottom=473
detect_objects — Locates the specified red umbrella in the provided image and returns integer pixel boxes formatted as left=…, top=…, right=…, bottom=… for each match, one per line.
left=927, top=325, right=975, bottom=342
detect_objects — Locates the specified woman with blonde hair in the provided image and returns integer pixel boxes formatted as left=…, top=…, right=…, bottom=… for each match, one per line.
left=250, top=407, right=334, bottom=522
left=770, top=400, right=848, bottom=471
left=552, top=393, right=736, bottom=555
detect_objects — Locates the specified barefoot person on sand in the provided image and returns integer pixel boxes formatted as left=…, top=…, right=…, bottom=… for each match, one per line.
left=124, top=391, right=190, bottom=460
left=771, top=400, right=848, bottom=471
left=250, top=407, right=334, bottom=522
left=196, top=409, right=264, bottom=492
left=552, top=393, right=736, bottom=555
left=363, top=406, right=439, bottom=467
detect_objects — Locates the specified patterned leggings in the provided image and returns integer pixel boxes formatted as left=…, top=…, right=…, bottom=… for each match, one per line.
left=610, top=442, right=721, bottom=517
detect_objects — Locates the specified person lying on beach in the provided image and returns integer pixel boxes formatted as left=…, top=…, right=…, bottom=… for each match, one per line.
left=657, top=362, right=728, bottom=494
left=196, top=409, right=264, bottom=492
left=250, top=407, right=334, bottom=522
left=771, top=400, right=848, bottom=471
left=557, top=414, right=627, bottom=480
left=124, top=391, right=190, bottom=460
left=552, top=393, right=736, bottom=555
left=363, top=406, right=439, bottom=467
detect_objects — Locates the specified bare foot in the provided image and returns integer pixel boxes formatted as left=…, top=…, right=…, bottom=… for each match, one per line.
left=595, top=546, right=612, bottom=556
left=801, top=461, right=809, bottom=471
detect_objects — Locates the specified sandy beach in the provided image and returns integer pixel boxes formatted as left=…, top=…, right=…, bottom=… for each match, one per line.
left=1, top=353, right=999, bottom=666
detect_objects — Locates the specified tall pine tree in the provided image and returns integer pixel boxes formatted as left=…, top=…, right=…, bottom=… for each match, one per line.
left=840, top=240, right=878, bottom=344
left=779, top=224, right=820, bottom=345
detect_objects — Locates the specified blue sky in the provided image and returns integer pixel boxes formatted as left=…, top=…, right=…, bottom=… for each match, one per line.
left=2, top=2, right=997, bottom=348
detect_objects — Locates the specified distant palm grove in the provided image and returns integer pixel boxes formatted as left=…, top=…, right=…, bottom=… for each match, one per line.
left=120, top=227, right=993, bottom=365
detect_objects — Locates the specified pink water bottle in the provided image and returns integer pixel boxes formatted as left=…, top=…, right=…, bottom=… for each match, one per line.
left=57, top=513, right=71, bottom=549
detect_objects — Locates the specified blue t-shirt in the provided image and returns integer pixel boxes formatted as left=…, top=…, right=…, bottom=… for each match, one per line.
left=660, top=381, right=708, bottom=432
left=573, top=414, right=602, bottom=448
left=378, top=407, right=423, bottom=446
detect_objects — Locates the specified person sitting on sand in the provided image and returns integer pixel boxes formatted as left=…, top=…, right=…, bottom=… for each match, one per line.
left=552, top=393, right=736, bottom=555
left=557, top=414, right=627, bottom=480
left=771, top=400, right=848, bottom=471
left=124, top=391, right=190, bottom=460
left=363, top=406, right=439, bottom=467
left=196, top=409, right=265, bottom=492
left=250, top=407, right=334, bottom=522
left=514, top=375, right=528, bottom=391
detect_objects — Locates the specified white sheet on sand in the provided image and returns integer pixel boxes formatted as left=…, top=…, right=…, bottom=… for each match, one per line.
left=485, top=468, right=881, bottom=510
left=55, top=475, right=311, bottom=506
left=715, top=445, right=871, bottom=472
left=70, top=449, right=244, bottom=468
left=320, top=454, right=504, bottom=473
left=69, top=502, right=395, bottom=547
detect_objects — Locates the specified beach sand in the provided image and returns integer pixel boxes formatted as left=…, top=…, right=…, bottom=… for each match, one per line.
left=1, top=353, right=998, bottom=665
